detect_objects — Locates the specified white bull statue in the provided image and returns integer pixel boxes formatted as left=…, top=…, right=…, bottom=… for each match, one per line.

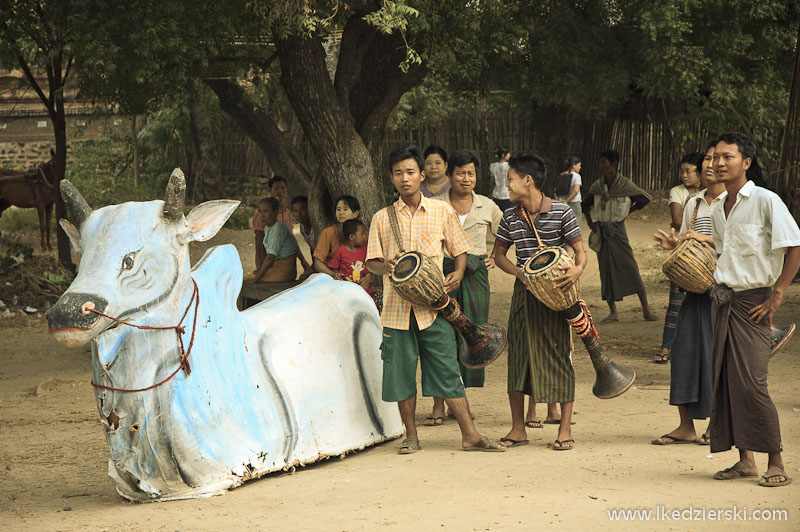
left=46, top=169, right=402, bottom=502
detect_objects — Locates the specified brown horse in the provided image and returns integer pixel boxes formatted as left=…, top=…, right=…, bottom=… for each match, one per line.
left=0, top=159, right=57, bottom=250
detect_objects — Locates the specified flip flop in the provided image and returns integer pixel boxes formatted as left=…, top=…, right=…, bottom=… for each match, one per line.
left=463, top=437, right=505, bottom=452
left=758, top=473, right=792, bottom=487
left=770, top=323, right=795, bottom=357
left=696, top=434, right=711, bottom=445
left=553, top=439, right=574, bottom=451
left=499, top=437, right=529, bottom=448
left=398, top=437, right=420, bottom=454
left=525, top=419, right=543, bottom=429
left=423, top=416, right=444, bottom=426
left=651, top=434, right=695, bottom=445
left=544, top=419, right=576, bottom=425
left=713, top=466, right=756, bottom=480
left=653, top=353, right=670, bottom=364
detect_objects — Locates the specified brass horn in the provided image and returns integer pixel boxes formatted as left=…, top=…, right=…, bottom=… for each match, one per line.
left=563, top=301, right=635, bottom=399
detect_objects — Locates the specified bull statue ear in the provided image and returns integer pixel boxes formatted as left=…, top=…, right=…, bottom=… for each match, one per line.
left=180, top=200, right=241, bottom=243
left=59, top=219, right=82, bottom=253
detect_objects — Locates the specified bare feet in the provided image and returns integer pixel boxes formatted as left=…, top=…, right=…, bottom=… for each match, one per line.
left=600, top=314, right=618, bottom=324
left=713, top=460, right=758, bottom=480
left=643, top=311, right=658, bottom=321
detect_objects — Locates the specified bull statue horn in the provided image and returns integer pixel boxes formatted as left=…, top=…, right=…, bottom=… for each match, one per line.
left=60, top=180, right=93, bottom=227
left=163, top=168, right=186, bottom=221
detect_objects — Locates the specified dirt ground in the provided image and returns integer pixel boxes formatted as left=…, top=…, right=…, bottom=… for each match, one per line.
left=1, top=203, right=799, bottom=531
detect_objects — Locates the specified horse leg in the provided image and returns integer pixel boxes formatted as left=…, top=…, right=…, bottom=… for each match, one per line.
left=45, top=201, right=54, bottom=251
left=37, top=203, right=47, bottom=251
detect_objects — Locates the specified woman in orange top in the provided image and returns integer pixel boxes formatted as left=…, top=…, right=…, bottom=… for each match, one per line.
left=314, top=195, right=361, bottom=279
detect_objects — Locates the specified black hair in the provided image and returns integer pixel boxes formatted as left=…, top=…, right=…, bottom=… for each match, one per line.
left=562, top=155, right=582, bottom=173
left=713, top=132, right=755, bottom=161
left=335, top=194, right=361, bottom=214
left=342, top=219, right=366, bottom=239
left=746, top=156, right=771, bottom=189
left=290, top=195, right=308, bottom=206
left=445, top=150, right=480, bottom=176
left=423, top=145, right=448, bottom=162
left=680, top=152, right=703, bottom=184
left=508, top=152, right=547, bottom=190
left=680, top=152, right=704, bottom=167
left=599, top=150, right=620, bottom=165
left=268, top=175, right=288, bottom=189
left=388, top=146, right=425, bottom=174
left=494, top=146, right=510, bottom=159
left=259, top=197, right=279, bottom=212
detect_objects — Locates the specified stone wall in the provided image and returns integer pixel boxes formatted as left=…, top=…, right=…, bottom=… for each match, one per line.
left=0, top=141, right=57, bottom=171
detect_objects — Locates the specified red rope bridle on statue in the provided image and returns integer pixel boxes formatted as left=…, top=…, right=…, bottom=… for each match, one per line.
left=89, top=279, right=200, bottom=393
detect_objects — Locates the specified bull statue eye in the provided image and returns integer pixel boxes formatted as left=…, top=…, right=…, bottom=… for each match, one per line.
left=121, top=252, right=135, bottom=272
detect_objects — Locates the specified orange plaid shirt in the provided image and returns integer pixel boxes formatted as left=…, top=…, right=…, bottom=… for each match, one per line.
left=367, top=195, right=471, bottom=330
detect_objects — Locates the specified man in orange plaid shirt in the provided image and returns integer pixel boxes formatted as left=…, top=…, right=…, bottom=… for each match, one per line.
left=367, top=146, right=504, bottom=454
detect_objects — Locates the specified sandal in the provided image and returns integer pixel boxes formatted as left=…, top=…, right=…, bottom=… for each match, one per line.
left=398, top=437, right=420, bottom=454
left=696, top=433, right=710, bottom=445
left=759, top=473, right=792, bottom=487
left=423, top=416, right=444, bottom=426
left=463, top=437, right=505, bottom=452
left=553, top=439, right=575, bottom=451
left=653, top=351, right=670, bottom=364
left=525, top=419, right=543, bottom=429
left=713, top=466, right=756, bottom=480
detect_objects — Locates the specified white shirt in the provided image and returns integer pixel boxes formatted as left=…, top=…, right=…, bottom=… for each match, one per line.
left=490, top=161, right=509, bottom=200
left=557, top=172, right=582, bottom=203
left=712, top=180, right=800, bottom=291
left=669, top=184, right=696, bottom=208
left=679, top=190, right=722, bottom=237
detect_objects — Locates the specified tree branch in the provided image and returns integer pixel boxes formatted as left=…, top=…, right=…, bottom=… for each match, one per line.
left=205, top=77, right=313, bottom=190
left=16, top=54, right=53, bottom=115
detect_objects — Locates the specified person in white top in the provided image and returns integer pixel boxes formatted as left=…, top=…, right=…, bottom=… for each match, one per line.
left=701, top=133, right=800, bottom=488
left=553, top=155, right=583, bottom=223
left=655, top=152, right=704, bottom=364
left=489, top=147, right=512, bottom=211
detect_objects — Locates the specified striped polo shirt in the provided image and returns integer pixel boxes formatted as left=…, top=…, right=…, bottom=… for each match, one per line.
left=496, top=197, right=582, bottom=267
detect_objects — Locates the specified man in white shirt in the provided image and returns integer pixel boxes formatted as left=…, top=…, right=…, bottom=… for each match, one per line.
left=707, top=133, right=800, bottom=488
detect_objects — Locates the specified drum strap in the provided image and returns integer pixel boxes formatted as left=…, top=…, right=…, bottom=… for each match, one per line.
left=387, top=204, right=406, bottom=253
left=688, top=197, right=701, bottom=231
left=520, top=206, right=545, bottom=248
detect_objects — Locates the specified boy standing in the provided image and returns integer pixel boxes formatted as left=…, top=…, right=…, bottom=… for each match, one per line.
left=366, top=146, right=504, bottom=454
left=707, top=133, right=800, bottom=487
left=492, top=153, right=584, bottom=450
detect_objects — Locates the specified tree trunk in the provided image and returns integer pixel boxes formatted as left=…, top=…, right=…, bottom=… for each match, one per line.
left=205, top=78, right=313, bottom=191
left=776, top=24, right=800, bottom=219
left=52, top=88, right=73, bottom=269
left=187, top=79, right=223, bottom=200
left=276, top=33, right=384, bottom=222
left=131, top=115, right=140, bottom=187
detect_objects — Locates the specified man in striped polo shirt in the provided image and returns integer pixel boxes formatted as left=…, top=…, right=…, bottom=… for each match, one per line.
left=492, top=152, right=585, bottom=451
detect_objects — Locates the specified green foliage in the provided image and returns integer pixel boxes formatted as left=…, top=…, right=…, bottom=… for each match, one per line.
left=0, top=207, right=39, bottom=232
left=0, top=231, right=34, bottom=269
